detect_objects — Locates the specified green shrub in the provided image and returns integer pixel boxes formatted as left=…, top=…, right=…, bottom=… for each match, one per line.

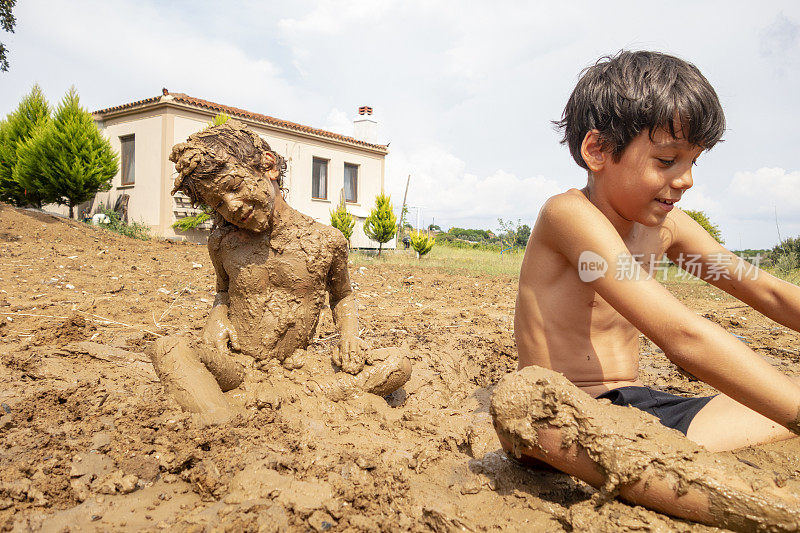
left=206, top=113, right=231, bottom=129
left=683, top=210, right=724, bottom=244
left=330, top=197, right=355, bottom=244
left=410, top=231, right=435, bottom=257
left=363, top=193, right=397, bottom=256
left=768, top=236, right=800, bottom=271
left=172, top=211, right=211, bottom=231
left=95, top=205, right=151, bottom=240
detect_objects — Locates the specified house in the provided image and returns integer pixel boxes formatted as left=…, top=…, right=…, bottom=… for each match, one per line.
left=90, top=91, right=392, bottom=248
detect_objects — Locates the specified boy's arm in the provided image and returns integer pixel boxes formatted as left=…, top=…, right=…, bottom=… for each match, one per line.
left=327, top=233, right=368, bottom=374
left=541, top=194, right=800, bottom=432
left=204, top=232, right=240, bottom=354
left=666, top=208, right=800, bottom=332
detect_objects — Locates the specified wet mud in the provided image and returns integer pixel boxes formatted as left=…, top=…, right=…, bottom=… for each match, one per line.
left=2, top=202, right=800, bottom=531
left=492, top=366, right=800, bottom=531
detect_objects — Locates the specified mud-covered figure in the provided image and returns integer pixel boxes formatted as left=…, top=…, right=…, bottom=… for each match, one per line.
left=149, top=122, right=411, bottom=424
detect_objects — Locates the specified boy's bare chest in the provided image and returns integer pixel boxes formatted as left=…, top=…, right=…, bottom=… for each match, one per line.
left=219, top=232, right=331, bottom=293
left=623, top=224, right=671, bottom=274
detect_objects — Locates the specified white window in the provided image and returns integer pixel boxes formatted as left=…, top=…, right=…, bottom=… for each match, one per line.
left=312, top=157, right=328, bottom=199
left=120, top=135, right=135, bottom=185
left=344, top=163, right=358, bottom=203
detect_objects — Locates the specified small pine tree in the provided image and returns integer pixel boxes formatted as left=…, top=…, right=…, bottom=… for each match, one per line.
left=18, top=87, right=118, bottom=218
left=330, top=196, right=355, bottom=245
left=0, top=84, right=50, bottom=206
left=684, top=210, right=724, bottom=244
left=206, top=113, right=231, bottom=129
left=172, top=210, right=212, bottom=231
left=363, top=193, right=397, bottom=256
left=410, top=230, right=435, bottom=257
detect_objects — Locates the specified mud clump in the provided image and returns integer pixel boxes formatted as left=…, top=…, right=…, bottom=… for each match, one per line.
left=34, top=312, right=95, bottom=346
left=491, top=365, right=800, bottom=532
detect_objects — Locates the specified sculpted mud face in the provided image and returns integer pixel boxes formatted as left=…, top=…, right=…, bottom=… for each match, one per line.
left=196, top=172, right=275, bottom=233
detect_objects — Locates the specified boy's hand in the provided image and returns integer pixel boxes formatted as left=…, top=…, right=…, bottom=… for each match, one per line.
left=332, top=335, right=369, bottom=374
left=203, top=308, right=240, bottom=356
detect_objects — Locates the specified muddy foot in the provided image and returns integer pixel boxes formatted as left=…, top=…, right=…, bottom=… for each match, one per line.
left=309, top=348, right=412, bottom=401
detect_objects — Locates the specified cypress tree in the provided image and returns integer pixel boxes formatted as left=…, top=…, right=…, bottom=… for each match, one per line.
left=0, top=84, right=50, bottom=206
left=330, top=196, right=355, bottom=246
left=363, top=193, right=397, bottom=256
left=410, top=230, right=435, bottom=257
left=22, top=87, right=118, bottom=218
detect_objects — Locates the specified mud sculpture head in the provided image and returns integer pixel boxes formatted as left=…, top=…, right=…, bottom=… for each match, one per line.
left=170, top=121, right=287, bottom=232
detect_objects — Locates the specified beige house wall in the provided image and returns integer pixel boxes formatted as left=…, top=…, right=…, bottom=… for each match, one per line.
left=90, top=99, right=392, bottom=249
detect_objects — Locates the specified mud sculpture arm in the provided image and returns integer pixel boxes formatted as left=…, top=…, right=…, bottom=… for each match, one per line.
left=327, top=235, right=368, bottom=374
left=203, top=231, right=240, bottom=355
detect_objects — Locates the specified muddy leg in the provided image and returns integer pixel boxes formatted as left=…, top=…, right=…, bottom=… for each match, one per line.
left=490, top=366, right=800, bottom=532
left=308, top=347, right=412, bottom=401
left=195, top=342, right=245, bottom=392
left=148, top=336, right=237, bottom=425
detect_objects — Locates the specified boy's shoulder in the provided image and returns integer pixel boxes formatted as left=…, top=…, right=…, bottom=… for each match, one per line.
left=540, top=188, right=592, bottom=217
left=536, top=188, right=605, bottom=240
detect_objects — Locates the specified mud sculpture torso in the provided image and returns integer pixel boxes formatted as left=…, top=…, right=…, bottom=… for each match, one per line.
left=148, top=121, right=411, bottom=423
left=210, top=213, right=347, bottom=361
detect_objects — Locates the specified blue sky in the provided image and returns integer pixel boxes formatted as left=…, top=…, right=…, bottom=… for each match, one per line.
left=2, top=0, right=799, bottom=248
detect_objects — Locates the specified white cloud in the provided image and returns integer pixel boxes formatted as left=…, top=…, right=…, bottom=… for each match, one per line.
left=12, top=0, right=311, bottom=119
left=322, top=108, right=352, bottom=137
left=728, top=167, right=800, bottom=220
left=278, top=0, right=397, bottom=36
left=386, top=145, right=563, bottom=230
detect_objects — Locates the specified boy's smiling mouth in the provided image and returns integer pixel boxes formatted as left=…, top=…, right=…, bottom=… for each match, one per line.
left=655, top=197, right=679, bottom=211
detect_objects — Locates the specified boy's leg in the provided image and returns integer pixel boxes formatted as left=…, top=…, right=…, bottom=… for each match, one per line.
left=491, top=366, right=800, bottom=532
left=149, top=336, right=238, bottom=425
left=686, top=378, right=800, bottom=452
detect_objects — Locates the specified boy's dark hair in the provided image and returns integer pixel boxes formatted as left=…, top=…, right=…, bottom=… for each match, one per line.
left=169, top=120, right=287, bottom=205
left=556, top=50, right=725, bottom=169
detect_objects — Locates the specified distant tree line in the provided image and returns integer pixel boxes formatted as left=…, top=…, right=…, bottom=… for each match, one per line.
left=0, top=85, right=117, bottom=218
left=435, top=219, right=531, bottom=250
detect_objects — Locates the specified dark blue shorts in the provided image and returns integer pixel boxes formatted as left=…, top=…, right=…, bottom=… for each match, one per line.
left=596, top=386, right=716, bottom=435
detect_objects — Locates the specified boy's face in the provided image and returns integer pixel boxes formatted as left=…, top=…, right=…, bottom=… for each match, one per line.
left=195, top=168, right=278, bottom=233
left=595, top=127, right=703, bottom=227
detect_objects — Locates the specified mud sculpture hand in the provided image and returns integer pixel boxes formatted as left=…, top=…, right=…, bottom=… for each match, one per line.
left=203, top=310, right=241, bottom=356
left=332, top=335, right=370, bottom=374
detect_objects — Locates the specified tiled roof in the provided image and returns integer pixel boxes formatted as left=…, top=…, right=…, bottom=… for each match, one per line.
left=93, top=92, right=387, bottom=151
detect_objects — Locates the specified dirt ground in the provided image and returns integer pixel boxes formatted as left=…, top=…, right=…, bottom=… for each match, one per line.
left=1, top=202, right=800, bottom=532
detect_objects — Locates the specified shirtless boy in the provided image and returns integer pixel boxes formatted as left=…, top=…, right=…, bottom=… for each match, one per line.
left=149, top=121, right=411, bottom=424
left=491, top=51, right=800, bottom=529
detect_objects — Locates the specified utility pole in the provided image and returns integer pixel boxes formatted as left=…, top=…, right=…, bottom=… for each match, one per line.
left=397, top=174, right=410, bottom=235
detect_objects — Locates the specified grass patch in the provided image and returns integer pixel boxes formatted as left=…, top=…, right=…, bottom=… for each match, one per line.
left=351, top=244, right=524, bottom=278
left=350, top=245, right=800, bottom=286
left=89, top=207, right=151, bottom=240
